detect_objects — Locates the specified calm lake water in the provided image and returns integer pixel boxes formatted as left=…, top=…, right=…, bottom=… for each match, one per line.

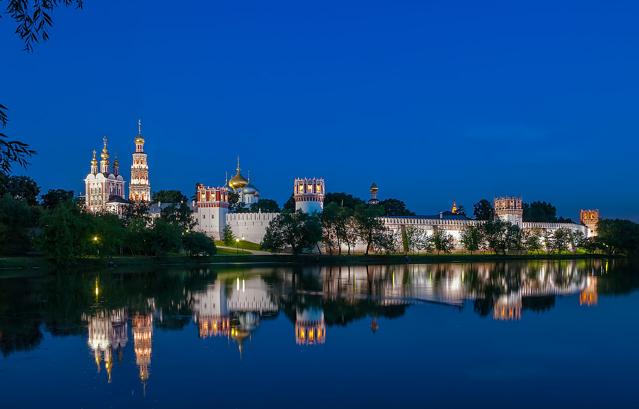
left=1, top=259, right=638, bottom=408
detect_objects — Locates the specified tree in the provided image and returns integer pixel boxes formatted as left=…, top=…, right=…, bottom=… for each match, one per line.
left=0, top=193, right=35, bottom=255
left=354, top=205, right=394, bottom=255
left=480, top=219, right=521, bottom=254
left=2, top=1, right=84, bottom=175
left=324, top=192, right=365, bottom=210
left=160, top=201, right=194, bottom=232
left=182, top=232, right=216, bottom=256
left=261, top=210, right=322, bottom=254
left=597, top=219, right=639, bottom=255
left=283, top=194, right=296, bottom=211
left=378, top=198, right=415, bottom=216
left=91, top=213, right=126, bottom=257
left=0, top=175, right=39, bottom=205
left=147, top=219, right=182, bottom=256
left=222, top=225, right=235, bottom=246
left=152, top=190, right=187, bottom=204
left=321, top=202, right=340, bottom=255
left=523, top=229, right=543, bottom=253
left=549, top=228, right=571, bottom=253
left=249, top=198, right=280, bottom=213
left=431, top=227, right=454, bottom=254
left=460, top=225, right=483, bottom=254
left=121, top=201, right=150, bottom=227
left=473, top=199, right=494, bottom=221
left=523, top=201, right=557, bottom=222
left=38, top=202, right=92, bottom=265
left=41, top=189, right=73, bottom=209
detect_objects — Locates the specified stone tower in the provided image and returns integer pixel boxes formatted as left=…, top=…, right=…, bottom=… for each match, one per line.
left=129, top=120, right=151, bottom=203
left=294, top=177, right=325, bottom=213
left=494, top=196, right=523, bottom=226
left=579, top=209, right=600, bottom=238
left=195, top=184, right=229, bottom=240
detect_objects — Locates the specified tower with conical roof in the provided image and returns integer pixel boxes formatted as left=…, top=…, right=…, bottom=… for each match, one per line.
left=368, top=182, right=379, bottom=205
left=129, top=120, right=151, bottom=203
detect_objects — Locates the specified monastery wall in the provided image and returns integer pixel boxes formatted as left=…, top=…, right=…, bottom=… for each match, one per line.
left=226, top=212, right=279, bottom=244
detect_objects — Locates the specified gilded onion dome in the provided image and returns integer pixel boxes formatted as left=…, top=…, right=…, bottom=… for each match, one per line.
left=228, top=156, right=249, bottom=190
left=370, top=182, right=379, bottom=193
left=135, top=119, right=144, bottom=144
left=101, top=136, right=110, bottom=160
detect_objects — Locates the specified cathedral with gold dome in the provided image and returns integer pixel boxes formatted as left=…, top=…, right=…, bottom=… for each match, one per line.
left=84, top=137, right=127, bottom=215
left=83, top=121, right=152, bottom=215
left=226, top=157, right=260, bottom=205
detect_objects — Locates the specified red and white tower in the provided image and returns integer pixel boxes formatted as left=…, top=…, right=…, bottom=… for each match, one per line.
left=294, top=177, right=325, bottom=213
left=194, top=184, right=229, bottom=239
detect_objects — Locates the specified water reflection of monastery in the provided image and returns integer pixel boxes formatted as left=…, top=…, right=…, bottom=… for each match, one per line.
left=84, top=307, right=155, bottom=387
left=83, top=260, right=605, bottom=385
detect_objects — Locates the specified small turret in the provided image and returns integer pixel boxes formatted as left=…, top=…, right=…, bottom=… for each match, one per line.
left=451, top=200, right=458, bottom=214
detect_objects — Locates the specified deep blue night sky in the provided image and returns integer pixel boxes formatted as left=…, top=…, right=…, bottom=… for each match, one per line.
left=1, top=0, right=638, bottom=220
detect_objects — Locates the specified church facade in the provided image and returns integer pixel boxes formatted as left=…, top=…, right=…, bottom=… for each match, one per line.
left=84, top=122, right=152, bottom=215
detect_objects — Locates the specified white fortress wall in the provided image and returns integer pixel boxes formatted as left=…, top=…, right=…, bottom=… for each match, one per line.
left=226, top=212, right=279, bottom=244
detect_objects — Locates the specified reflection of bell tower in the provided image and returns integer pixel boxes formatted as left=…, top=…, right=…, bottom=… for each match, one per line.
left=579, top=276, right=598, bottom=306
left=133, top=313, right=153, bottom=386
left=493, top=294, right=522, bottom=321
left=295, top=308, right=326, bottom=345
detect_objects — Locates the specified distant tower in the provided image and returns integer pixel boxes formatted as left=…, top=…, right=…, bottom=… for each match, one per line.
left=368, top=182, right=379, bottom=205
left=195, top=184, right=229, bottom=240
left=494, top=196, right=523, bottom=226
left=294, top=178, right=325, bottom=213
left=580, top=209, right=600, bottom=238
left=129, top=120, right=151, bottom=203
left=451, top=200, right=458, bottom=214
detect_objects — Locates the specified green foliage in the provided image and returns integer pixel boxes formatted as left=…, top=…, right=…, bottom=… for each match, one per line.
left=354, top=205, right=395, bottom=255
left=0, top=175, right=40, bottom=205
left=460, top=225, right=482, bottom=253
left=523, top=230, right=543, bottom=253
left=249, top=198, right=280, bottom=213
left=431, top=227, right=455, bottom=254
left=160, top=202, right=195, bottom=231
left=121, top=202, right=150, bottom=226
left=182, top=232, right=216, bottom=257
left=222, top=225, right=235, bottom=246
left=323, top=192, right=366, bottom=210
left=283, top=194, right=296, bottom=211
left=523, top=201, right=557, bottom=222
left=261, top=210, right=322, bottom=254
left=378, top=198, right=415, bottom=216
left=38, top=202, right=92, bottom=265
left=147, top=219, right=183, bottom=256
left=152, top=190, right=188, bottom=204
left=91, top=213, right=126, bottom=257
left=40, top=189, right=73, bottom=209
left=480, top=219, right=522, bottom=254
left=597, top=219, right=639, bottom=255
left=473, top=199, right=494, bottom=221
left=0, top=193, right=35, bottom=255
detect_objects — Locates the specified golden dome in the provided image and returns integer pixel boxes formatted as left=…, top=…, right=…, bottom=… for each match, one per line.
left=228, top=156, right=248, bottom=190
left=370, top=182, right=379, bottom=192
left=228, top=172, right=248, bottom=190
left=101, top=136, right=109, bottom=160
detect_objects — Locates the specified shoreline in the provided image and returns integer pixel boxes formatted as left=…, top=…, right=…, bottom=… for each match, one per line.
left=0, top=253, right=615, bottom=274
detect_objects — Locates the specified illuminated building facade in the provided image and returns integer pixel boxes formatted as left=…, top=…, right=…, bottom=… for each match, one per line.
left=133, top=313, right=153, bottom=384
left=84, top=137, right=127, bottom=215
left=580, top=209, right=600, bottom=238
left=129, top=120, right=151, bottom=203
left=295, top=307, right=326, bottom=345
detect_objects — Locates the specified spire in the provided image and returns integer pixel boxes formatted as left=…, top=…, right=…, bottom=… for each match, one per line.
left=137, top=119, right=142, bottom=135
left=236, top=156, right=241, bottom=174
left=248, top=170, right=251, bottom=183
left=90, top=149, right=98, bottom=175
left=225, top=171, right=228, bottom=186
left=113, top=155, right=120, bottom=177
